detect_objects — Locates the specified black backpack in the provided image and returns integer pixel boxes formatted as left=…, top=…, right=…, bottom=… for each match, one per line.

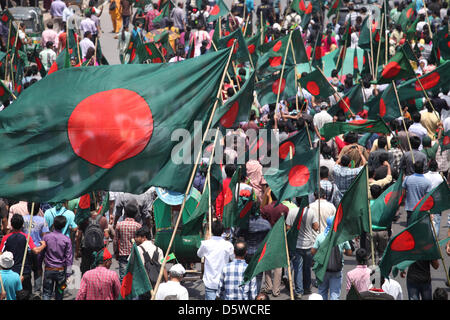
left=83, top=214, right=104, bottom=251
left=140, top=245, right=161, bottom=288
left=196, top=10, right=207, bottom=28
left=326, top=245, right=343, bottom=272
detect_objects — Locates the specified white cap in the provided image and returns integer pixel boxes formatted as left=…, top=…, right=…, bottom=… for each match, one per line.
left=169, top=264, right=186, bottom=276
left=272, top=23, right=281, bottom=31
left=308, top=293, right=323, bottom=300
left=0, top=251, right=14, bottom=269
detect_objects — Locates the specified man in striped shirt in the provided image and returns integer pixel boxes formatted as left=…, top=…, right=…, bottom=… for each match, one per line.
left=76, top=247, right=120, bottom=300
left=218, top=240, right=257, bottom=300
left=113, top=198, right=142, bottom=282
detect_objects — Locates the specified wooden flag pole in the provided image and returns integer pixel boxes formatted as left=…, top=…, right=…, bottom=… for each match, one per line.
left=288, top=38, right=301, bottom=112
left=4, top=20, right=12, bottom=81
left=260, top=11, right=263, bottom=46
left=365, top=165, right=376, bottom=268
left=375, top=13, right=384, bottom=81
left=422, top=0, right=434, bottom=40
left=211, top=41, right=237, bottom=94
left=275, top=30, right=294, bottom=113
left=20, top=202, right=35, bottom=278
left=392, top=80, right=415, bottom=163
left=243, top=13, right=250, bottom=37
left=232, top=61, right=241, bottom=90
left=369, top=17, right=375, bottom=79
left=283, top=221, right=295, bottom=300
left=151, top=43, right=236, bottom=300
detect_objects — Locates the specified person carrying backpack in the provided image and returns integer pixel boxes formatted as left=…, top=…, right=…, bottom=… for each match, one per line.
left=311, top=216, right=352, bottom=300
left=44, top=203, right=78, bottom=238
left=134, top=226, right=168, bottom=299
left=75, top=211, right=109, bottom=275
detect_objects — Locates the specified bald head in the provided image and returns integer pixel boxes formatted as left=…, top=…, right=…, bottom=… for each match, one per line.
left=234, top=240, right=247, bottom=258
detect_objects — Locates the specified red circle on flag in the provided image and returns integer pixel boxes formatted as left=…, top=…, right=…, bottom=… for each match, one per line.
left=379, top=98, right=386, bottom=117
left=272, top=78, right=286, bottom=94
left=220, top=101, right=239, bottom=128
left=349, top=119, right=367, bottom=125
left=406, top=8, right=414, bottom=18
left=447, top=41, right=450, bottom=48
left=339, top=97, right=350, bottom=113
left=273, top=40, right=282, bottom=52
left=333, top=204, right=343, bottom=232
left=332, top=0, right=339, bottom=9
left=443, top=136, right=450, bottom=145
left=288, top=165, right=310, bottom=187
left=210, top=4, right=220, bottom=15
left=153, top=57, right=162, bottom=63
left=306, top=81, right=320, bottom=96
left=279, top=141, right=295, bottom=159
left=269, top=56, right=282, bottom=67
left=79, top=194, right=91, bottom=209
left=420, top=196, right=434, bottom=211
left=0, top=86, right=4, bottom=97
left=391, top=230, right=415, bottom=251
left=1, top=15, right=8, bottom=22
left=224, top=186, right=233, bottom=206
left=68, top=88, right=154, bottom=169
left=353, top=56, right=358, bottom=69
left=381, top=61, right=402, bottom=79
left=226, top=38, right=239, bottom=54
left=120, top=273, right=133, bottom=298
left=145, top=46, right=152, bottom=56
left=248, top=44, right=256, bottom=54
left=415, top=72, right=440, bottom=91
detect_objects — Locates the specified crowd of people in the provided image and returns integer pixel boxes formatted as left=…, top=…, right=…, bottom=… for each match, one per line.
left=0, top=0, right=450, bottom=302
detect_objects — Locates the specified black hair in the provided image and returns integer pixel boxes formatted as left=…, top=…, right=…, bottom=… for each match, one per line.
left=428, top=159, right=438, bottom=172
left=319, top=166, right=329, bottom=179
left=413, top=161, right=424, bottom=174
left=135, top=226, right=151, bottom=239
left=378, top=136, right=387, bottom=149
left=53, top=215, right=67, bottom=231
left=379, top=152, right=389, bottom=164
left=355, top=248, right=367, bottom=265
left=314, top=187, right=326, bottom=199
left=433, top=288, right=448, bottom=300
left=211, top=220, right=224, bottom=236
left=27, top=202, right=41, bottom=216
left=234, top=240, right=247, bottom=257
left=370, top=184, right=383, bottom=199
left=46, top=41, right=53, bottom=49
left=225, top=164, right=236, bottom=178
left=344, top=132, right=358, bottom=144
left=341, top=155, right=351, bottom=167
left=47, top=22, right=53, bottom=29
left=410, top=136, right=421, bottom=150
left=321, top=144, right=333, bottom=160
left=412, top=112, right=421, bottom=123
left=11, top=213, right=24, bottom=230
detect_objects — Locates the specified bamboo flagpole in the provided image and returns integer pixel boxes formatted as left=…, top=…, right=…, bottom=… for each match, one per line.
left=211, top=41, right=237, bottom=94
left=275, top=30, right=294, bottom=113
left=283, top=222, right=295, bottom=300
left=151, top=42, right=236, bottom=300
left=365, top=165, right=376, bottom=268
left=19, top=202, right=35, bottom=278
left=375, top=13, right=384, bottom=81
left=288, top=38, right=300, bottom=112
left=369, top=16, right=375, bottom=79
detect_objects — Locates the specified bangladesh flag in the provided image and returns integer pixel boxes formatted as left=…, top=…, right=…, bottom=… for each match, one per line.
left=299, top=3, right=313, bottom=29
left=0, top=9, right=13, bottom=25
left=290, top=0, right=309, bottom=15
left=212, top=71, right=255, bottom=130
left=246, top=31, right=261, bottom=65
left=353, top=47, right=360, bottom=79
left=357, top=16, right=372, bottom=50
left=0, top=79, right=13, bottom=104
left=95, top=39, right=109, bottom=65
left=379, top=213, right=440, bottom=279
left=30, top=46, right=47, bottom=78
left=277, top=129, right=313, bottom=161
left=141, top=42, right=164, bottom=63
left=398, top=1, right=416, bottom=32
left=377, top=47, right=415, bottom=84
left=217, top=28, right=250, bottom=63
left=406, top=16, right=420, bottom=41
left=255, top=65, right=297, bottom=105
left=48, top=46, right=71, bottom=75
left=222, top=166, right=240, bottom=228
left=242, top=216, right=288, bottom=284
left=312, top=166, right=370, bottom=283
left=366, top=84, right=401, bottom=121
left=97, top=192, right=110, bottom=216
left=235, top=189, right=257, bottom=230
left=120, top=242, right=153, bottom=299
left=436, top=24, right=450, bottom=61
left=396, top=61, right=450, bottom=102
left=311, top=30, right=324, bottom=71
left=409, top=181, right=450, bottom=225
left=327, top=83, right=364, bottom=117
left=153, top=0, right=173, bottom=24
left=439, top=130, right=450, bottom=153
left=286, top=196, right=309, bottom=253
left=320, top=118, right=391, bottom=142
left=181, top=186, right=209, bottom=235
left=207, top=0, right=229, bottom=22
left=370, top=171, right=404, bottom=230
left=263, top=146, right=318, bottom=203
left=327, top=0, right=341, bottom=18
left=67, top=29, right=80, bottom=65
left=299, top=69, right=335, bottom=99
left=74, top=193, right=92, bottom=226
left=0, top=48, right=233, bottom=202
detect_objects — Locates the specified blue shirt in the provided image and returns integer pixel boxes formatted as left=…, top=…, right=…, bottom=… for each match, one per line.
left=402, top=174, right=432, bottom=211
left=22, top=215, right=49, bottom=247
left=218, top=259, right=257, bottom=300
left=0, top=269, right=22, bottom=300
left=44, top=207, right=77, bottom=238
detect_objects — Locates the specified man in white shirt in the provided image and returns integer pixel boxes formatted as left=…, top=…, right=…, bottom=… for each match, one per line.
left=424, top=159, right=444, bottom=237
left=39, top=41, right=57, bottom=71
left=308, top=188, right=336, bottom=233
left=197, top=220, right=234, bottom=300
left=155, top=264, right=189, bottom=300
left=79, top=31, right=95, bottom=59
left=408, top=112, right=428, bottom=142
left=313, top=102, right=333, bottom=130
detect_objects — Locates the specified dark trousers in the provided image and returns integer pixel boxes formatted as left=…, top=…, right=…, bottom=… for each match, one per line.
left=42, top=269, right=66, bottom=300
left=123, top=15, right=131, bottom=28
left=407, top=281, right=432, bottom=300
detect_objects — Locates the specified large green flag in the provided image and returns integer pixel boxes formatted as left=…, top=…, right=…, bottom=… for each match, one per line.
left=222, top=166, right=240, bottom=229
left=0, top=48, right=232, bottom=202
left=212, top=71, right=256, bottom=130
left=327, top=83, right=364, bottom=117
left=312, top=166, right=370, bottom=283
left=217, top=28, right=250, bottom=63
left=0, top=79, right=13, bottom=104
left=439, top=130, right=450, bottom=153
left=242, top=216, right=288, bottom=284
left=181, top=186, right=209, bottom=235
left=120, top=242, right=153, bottom=299
left=327, top=0, right=341, bottom=18
left=153, top=0, right=173, bottom=24
left=376, top=47, right=416, bottom=84
left=436, top=24, right=450, bottom=61
left=379, top=213, right=440, bottom=279
left=263, top=145, right=318, bottom=203
left=409, top=181, right=450, bottom=225
left=370, top=171, right=404, bottom=231
left=255, top=65, right=297, bottom=105
left=319, top=118, right=391, bottom=142
left=74, top=193, right=92, bottom=226
left=286, top=196, right=309, bottom=253
left=398, top=1, right=416, bottom=32
left=366, top=84, right=401, bottom=122
left=299, top=69, right=335, bottom=99
left=277, top=129, right=314, bottom=161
